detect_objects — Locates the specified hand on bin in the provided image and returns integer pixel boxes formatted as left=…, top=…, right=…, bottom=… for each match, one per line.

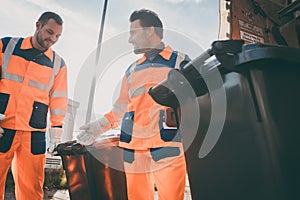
left=0, top=114, right=6, bottom=138
left=77, top=117, right=111, bottom=146
left=47, top=128, right=63, bottom=156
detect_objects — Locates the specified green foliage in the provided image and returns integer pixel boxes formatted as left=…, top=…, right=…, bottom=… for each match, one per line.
left=5, top=168, right=68, bottom=192
left=43, top=168, right=68, bottom=190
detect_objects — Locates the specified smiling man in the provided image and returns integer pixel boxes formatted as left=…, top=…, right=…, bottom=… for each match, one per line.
left=77, top=9, right=190, bottom=200
left=0, top=11, right=68, bottom=200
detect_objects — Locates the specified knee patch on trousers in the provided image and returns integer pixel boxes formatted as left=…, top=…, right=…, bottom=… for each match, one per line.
left=0, top=128, right=16, bottom=153
left=31, top=131, right=46, bottom=155
left=150, top=147, right=180, bottom=162
left=123, top=148, right=135, bottom=163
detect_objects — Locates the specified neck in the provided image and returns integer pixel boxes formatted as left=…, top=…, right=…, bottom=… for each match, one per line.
left=144, top=42, right=165, bottom=59
left=31, top=36, right=46, bottom=51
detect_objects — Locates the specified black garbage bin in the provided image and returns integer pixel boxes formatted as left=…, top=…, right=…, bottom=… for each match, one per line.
left=149, top=41, right=300, bottom=200
left=56, top=134, right=128, bottom=200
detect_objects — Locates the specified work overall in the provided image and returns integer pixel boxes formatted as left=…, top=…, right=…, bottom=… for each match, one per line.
left=104, top=46, right=189, bottom=200
left=0, top=37, right=67, bottom=200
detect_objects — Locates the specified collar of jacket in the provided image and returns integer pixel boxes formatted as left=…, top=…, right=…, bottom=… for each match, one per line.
left=137, top=45, right=173, bottom=65
left=20, top=36, right=54, bottom=62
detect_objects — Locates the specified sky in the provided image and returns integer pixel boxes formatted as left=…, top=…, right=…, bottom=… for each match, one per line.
left=0, top=0, right=219, bottom=128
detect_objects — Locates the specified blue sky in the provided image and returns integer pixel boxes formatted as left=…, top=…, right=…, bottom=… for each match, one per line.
left=1, top=0, right=219, bottom=126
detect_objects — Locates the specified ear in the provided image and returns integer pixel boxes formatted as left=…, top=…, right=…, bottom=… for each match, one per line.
left=36, top=21, right=41, bottom=30
left=147, top=26, right=156, bottom=37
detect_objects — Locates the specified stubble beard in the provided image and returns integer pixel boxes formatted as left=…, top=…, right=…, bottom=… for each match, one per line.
left=36, top=32, right=50, bottom=51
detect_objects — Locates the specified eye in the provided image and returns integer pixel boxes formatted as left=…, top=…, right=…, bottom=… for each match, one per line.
left=47, top=30, right=54, bottom=35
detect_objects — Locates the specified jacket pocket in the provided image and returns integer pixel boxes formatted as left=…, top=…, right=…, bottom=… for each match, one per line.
left=29, top=101, right=48, bottom=129
left=0, top=93, right=10, bottom=114
left=120, top=111, right=134, bottom=143
left=31, top=131, right=46, bottom=155
left=0, top=129, right=16, bottom=153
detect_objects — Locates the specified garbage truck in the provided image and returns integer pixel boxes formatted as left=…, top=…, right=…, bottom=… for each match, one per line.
left=149, top=0, right=300, bottom=199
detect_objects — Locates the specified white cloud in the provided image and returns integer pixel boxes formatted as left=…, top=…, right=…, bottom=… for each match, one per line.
left=24, top=0, right=98, bottom=32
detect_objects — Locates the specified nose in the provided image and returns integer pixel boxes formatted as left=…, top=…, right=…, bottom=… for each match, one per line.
left=50, top=35, right=58, bottom=43
left=128, top=33, right=134, bottom=44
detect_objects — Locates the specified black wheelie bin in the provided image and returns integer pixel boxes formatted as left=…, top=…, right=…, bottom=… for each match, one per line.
left=149, top=40, right=300, bottom=200
left=56, top=134, right=128, bottom=200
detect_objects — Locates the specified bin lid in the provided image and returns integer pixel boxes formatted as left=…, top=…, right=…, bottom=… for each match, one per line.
left=93, top=131, right=120, bottom=149
left=234, top=43, right=300, bottom=67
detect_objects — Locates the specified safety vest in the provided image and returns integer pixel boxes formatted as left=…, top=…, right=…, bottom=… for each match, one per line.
left=0, top=37, right=68, bottom=131
left=104, top=46, right=190, bottom=150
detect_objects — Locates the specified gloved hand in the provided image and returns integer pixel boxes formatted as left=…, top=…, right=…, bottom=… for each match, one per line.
left=47, top=127, right=63, bottom=156
left=76, top=117, right=111, bottom=146
left=0, top=114, right=6, bottom=138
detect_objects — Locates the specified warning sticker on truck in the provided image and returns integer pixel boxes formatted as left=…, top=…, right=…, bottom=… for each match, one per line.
left=240, top=30, right=264, bottom=43
left=238, top=20, right=264, bottom=43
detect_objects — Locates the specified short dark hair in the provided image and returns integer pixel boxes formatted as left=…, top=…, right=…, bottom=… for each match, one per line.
left=129, top=9, right=163, bottom=39
left=38, top=11, right=63, bottom=25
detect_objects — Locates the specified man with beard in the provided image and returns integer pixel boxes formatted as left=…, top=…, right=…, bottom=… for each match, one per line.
left=0, top=11, right=68, bottom=199
left=77, top=9, right=189, bottom=200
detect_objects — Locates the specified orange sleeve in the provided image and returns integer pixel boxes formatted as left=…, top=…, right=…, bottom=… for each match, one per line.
left=104, top=75, right=129, bottom=128
left=49, top=64, right=68, bottom=127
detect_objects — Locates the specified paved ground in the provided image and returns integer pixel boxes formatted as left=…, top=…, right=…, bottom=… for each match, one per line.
left=5, top=175, right=191, bottom=200
left=49, top=187, right=191, bottom=200
left=5, top=189, right=191, bottom=200
left=5, top=180, right=191, bottom=200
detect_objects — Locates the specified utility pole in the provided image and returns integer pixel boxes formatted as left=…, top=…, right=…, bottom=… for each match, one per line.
left=85, top=0, right=109, bottom=124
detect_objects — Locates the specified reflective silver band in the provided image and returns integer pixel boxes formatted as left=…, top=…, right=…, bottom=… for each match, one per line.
left=29, top=80, right=47, bottom=91
left=127, top=62, right=137, bottom=84
left=1, top=71, right=24, bottom=83
left=128, top=86, right=146, bottom=98
left=112, top=102, right=127, bottom=114
left=1, top=38, right=23, bottom=82
left=49, top=90, right=68, bottom=98
left=2, top=37, right=19, bottom=69
left=50, top=108, right=66, bottom=116
left=175, top=52, right=186, bottom=69
left=47, top=54, right=61, bottom=92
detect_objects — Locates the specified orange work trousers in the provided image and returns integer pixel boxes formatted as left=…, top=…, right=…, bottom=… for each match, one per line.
left=123, top=145, right=186, bottom=200
left=0, top=129, right=46, bottom=200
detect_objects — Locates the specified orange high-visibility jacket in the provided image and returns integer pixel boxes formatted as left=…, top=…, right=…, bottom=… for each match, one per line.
left=0, top=37, right=68, bottom=131
left=104, top=46, right=190, bottom=150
